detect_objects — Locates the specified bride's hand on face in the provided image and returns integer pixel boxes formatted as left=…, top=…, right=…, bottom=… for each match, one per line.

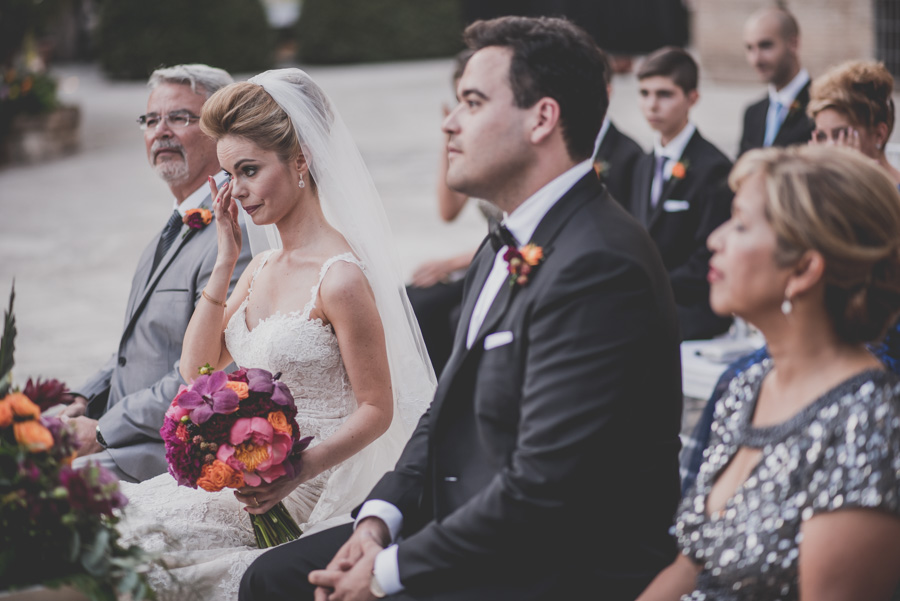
left=208, top=176, right=242, bottom=267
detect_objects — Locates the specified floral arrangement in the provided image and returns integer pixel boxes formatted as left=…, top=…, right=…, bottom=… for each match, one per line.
left=161, top=365, right=312, bottom=547
left=503, top=243, right=544, bottom=287
left=182, top=208, right=212, bottom=231
left=0, top=284, right=154, bottom=600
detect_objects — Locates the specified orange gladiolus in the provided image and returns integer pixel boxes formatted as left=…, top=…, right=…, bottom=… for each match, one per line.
left=267, top=411, right=292, bottom=435
left=14, top=420, right=54, bottom=452
left=6, top=392, right=40, bottom=419
left=225, top=381, right=249, bottom=400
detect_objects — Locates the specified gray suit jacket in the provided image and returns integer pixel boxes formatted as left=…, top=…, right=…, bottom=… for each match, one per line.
left=80, top=193, right=252, bottom=481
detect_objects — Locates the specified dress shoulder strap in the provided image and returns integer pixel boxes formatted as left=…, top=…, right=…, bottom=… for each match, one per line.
left=247, top=250, right=276, bottom=296
left=305, top=252, right=365, bottom=313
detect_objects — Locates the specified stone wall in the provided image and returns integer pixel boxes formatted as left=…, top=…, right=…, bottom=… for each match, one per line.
left=693, top=0, right=875, bottom=82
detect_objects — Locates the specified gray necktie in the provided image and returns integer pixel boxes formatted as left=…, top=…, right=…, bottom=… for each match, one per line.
left=150, top=210, right=182, bottom=277
left=651, top=154, right=666, bottom=208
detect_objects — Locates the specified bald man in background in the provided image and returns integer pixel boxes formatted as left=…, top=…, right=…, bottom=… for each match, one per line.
left=738, top=6, right=814, bottom=156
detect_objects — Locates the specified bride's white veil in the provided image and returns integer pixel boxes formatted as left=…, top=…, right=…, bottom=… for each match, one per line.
left=244, top=69, right=436, bottom=452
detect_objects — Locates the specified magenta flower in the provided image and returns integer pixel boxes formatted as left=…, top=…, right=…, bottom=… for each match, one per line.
left=246, top=368, right=293, bottom=405
left=177, top=371, right=240, bottom=424
left=216, top=417, right=293, bottom=486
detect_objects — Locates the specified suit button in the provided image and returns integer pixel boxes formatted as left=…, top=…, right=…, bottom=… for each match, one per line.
left=118, top=356, right=126, bottom=367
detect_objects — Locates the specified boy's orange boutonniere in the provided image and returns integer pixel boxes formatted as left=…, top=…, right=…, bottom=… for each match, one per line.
left=503, top=243, right=544, bottom=287
left=670, top=160, right=688, bottom=180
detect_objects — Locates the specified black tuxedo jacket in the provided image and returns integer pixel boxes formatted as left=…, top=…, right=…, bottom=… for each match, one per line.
left=738, top=80, right=814, bottom=157
left=365, top=174, right=683, bottom=600
left=629, top=130, right=733, bottom=340
left=595, top=121, right=644, bottom=207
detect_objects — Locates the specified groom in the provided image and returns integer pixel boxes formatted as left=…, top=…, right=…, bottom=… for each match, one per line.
left=241, top=16, right=683, bottom=601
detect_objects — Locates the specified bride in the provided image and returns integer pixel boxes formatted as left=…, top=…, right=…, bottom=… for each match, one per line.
left=116, top=68, right=436, bottom=600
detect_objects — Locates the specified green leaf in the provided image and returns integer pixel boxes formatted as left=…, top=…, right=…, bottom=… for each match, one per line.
left=0, top=282, right=16, bottom=398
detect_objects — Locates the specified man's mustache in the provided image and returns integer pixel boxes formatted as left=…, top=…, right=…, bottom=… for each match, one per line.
left=152, top=139, right=185, bottom=161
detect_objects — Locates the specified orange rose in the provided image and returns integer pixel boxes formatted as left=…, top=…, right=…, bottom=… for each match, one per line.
left=267, top=411, right=292, bottom=435
left=0, top=399, right=11, bottom=428
left=14, top=420, right=54, bottom=452
left=6, top=392, right=40, bottom=419
left=184, top=208, right=212, bottom=226
left=225, top=381, right=249, bottom=400
left=670, top=162, right=686, bottom=179
left=197, top=460, right=242, bottom=492
left=520, top=244, right=544, bottom=266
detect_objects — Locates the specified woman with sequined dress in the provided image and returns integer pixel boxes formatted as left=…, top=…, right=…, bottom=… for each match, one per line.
left=638, top=145, right=900, bottom=600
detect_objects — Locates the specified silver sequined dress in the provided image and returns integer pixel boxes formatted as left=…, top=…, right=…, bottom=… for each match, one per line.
left=675, top=360, right=900, bottom=600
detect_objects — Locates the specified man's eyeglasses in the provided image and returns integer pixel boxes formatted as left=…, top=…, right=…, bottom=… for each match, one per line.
left=137, top=110, right=200, bottom=131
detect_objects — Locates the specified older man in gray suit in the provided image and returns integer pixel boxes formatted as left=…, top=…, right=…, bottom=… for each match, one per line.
left=62, top=64, right=252, bottom=482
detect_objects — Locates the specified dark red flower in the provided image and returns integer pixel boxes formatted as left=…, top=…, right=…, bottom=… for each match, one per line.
left=23, top=378, right=75, bottom=412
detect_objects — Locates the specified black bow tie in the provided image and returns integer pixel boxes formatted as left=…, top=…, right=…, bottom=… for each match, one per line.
left=489, top=220, right=519, bottom=252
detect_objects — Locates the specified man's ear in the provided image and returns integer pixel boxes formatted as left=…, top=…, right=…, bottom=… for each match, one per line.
left=530, top=97, right=561, bottom=145
left=687, top=89, right=699, bottom=108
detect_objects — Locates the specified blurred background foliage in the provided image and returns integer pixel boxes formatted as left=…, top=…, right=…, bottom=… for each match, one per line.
left=95, top=0, right=275, bottom=79
left=296, top=0, right=463, bottom=64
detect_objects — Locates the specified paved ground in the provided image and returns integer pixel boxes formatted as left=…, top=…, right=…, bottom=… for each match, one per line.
left=2, top=58, right=892, bottom=433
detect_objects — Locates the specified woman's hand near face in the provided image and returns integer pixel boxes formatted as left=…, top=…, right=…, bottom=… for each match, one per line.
left=209, top=177, right=242, bottom=268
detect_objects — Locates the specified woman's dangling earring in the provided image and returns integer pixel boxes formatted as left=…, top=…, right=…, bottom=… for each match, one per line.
left=298, top=174, right=306, bottom=189
left=781, top=296, right=793, bottom=316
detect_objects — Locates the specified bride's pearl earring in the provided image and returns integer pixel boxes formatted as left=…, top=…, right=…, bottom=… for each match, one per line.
left=298, top=174, right=306, bottom=189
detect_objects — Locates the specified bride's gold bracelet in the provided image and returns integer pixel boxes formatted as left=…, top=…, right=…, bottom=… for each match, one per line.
left=202, top=289, right=227, bottom=309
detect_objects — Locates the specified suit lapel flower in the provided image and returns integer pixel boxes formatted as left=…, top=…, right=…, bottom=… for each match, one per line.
left=593, top=159, right=611, bottom=179
left=503, top=243, right=544, bottom=287
left=669, top=159, right=689, bottom=180
left=181, top=207, right=213, bottom=239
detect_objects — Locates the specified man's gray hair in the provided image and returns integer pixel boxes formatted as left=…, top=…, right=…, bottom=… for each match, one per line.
left=148, top=64, right=234, bottom=98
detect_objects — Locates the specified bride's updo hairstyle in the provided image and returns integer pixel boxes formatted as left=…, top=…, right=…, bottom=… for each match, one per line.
left=730, top=145, right=900, bottom=344
left=199, top=75, right=333, bottom=191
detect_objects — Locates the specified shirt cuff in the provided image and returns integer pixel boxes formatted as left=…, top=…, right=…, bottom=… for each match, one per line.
left=374, top=544, right=404, bottom=595
left=355, top=499, right=403, bottom=543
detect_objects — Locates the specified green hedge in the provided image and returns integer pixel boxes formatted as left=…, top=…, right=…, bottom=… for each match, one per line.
left=297, top=0, right=463, bottom=64
left=95, top=0, right=274, bottom=80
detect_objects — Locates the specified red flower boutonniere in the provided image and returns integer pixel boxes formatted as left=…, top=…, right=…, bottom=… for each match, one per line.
left=182, top=208, right=212, bottom=238
left=503, top=243, right=544, bottom=287
left=670, top=159, right=689, bottom=180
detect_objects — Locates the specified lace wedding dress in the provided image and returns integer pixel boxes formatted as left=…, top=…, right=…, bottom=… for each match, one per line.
left=117, top=252, right=408, bottom=600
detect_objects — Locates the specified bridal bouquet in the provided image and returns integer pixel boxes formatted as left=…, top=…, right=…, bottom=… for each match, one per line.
left=0, top=285, right=153, bottom=600
left=161, top=365, right=312, bottom=547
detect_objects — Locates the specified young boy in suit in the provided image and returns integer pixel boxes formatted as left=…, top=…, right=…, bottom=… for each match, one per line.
left=629, top=47, right=733, bottom=340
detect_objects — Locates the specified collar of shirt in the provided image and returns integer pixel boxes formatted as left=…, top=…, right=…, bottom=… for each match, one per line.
left=173, top=170, right=228, bottom=216
left=592, top=117, right=612, bottom=158
left=653, top=122, right=696, bottom=163
left=768, top=68, right=810, bottom=108
left=503, top=159, right=593, bottom=247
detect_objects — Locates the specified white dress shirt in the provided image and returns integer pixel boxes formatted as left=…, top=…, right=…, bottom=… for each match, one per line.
left=764, top=68, right=810, bottom=147
left=172, top=171, right=228, bottom=216
left=356, top=159, right=594, bottom=595
left=650, top=122, right=696, bottom=205
left=592, top=116, right=611, bottom=158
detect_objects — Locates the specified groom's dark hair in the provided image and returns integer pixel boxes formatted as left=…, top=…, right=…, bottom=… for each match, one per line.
left=464, top=16, right=608, bottom=162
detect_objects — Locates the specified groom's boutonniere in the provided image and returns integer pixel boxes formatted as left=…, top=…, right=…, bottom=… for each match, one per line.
left=593, top=159, right=611, bottom=179
left=182, top=208, right=212, bottom=238
left=670, top=159, right=689, bottom=180
left=503, top=243, right=544, bottom=287
left=788, top=99, right=802, bottom=117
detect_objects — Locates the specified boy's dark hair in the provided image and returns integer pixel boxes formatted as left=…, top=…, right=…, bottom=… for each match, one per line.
left=464, top=16, right=608, bottom=161
left=637, top=46, right=699, bottom=93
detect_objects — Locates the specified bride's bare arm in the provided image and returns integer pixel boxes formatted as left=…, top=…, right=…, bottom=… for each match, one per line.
left=179, top=179, right=254, bottom=381
left=237, top=260, right=393, bottom=514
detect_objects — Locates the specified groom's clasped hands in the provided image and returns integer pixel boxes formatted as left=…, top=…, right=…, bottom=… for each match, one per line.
left=309, top=518, right=390, bottom=601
